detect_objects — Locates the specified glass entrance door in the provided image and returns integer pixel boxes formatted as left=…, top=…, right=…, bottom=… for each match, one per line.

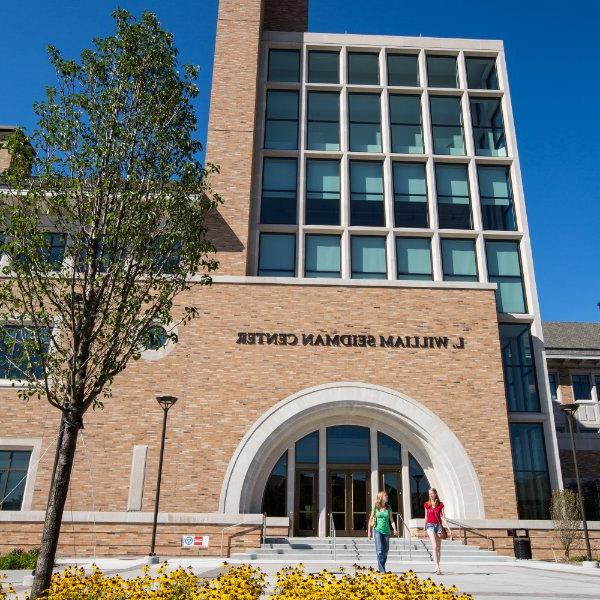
left=295, top=470, right=318, bottom=536
left=380, top=469, right=403, bottom=534
left=328, top=470, right=370, bottom=536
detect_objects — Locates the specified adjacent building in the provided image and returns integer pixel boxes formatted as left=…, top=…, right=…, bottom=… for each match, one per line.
left=1, top=0, right=598, bottom=558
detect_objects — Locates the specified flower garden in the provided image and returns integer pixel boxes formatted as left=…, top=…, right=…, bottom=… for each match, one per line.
left=0, top=563, right=474, bottom=599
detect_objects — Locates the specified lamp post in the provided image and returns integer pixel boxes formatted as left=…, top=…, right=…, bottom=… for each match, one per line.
left=148, top=394, right=178, bottom=561
left=559, top=403, right=595, bottom=564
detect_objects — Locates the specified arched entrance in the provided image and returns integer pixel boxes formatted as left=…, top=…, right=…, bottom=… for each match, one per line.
left=219, top=383, right=485, bottom=536
left=263, top=425, right=432, bottom=536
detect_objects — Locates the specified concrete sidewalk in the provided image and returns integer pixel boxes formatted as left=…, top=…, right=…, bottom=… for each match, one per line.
left=3, top=558, right=600, bottom=599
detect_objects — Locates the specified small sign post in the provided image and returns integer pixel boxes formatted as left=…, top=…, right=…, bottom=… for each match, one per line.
left=181, top=535, right=210, bottom=548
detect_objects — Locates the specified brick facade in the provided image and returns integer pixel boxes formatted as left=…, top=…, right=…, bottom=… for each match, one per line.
left=0, top=283, right=517, bottom=518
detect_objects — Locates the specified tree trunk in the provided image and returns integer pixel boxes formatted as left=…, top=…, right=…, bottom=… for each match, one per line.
left=30, top=415, right=80, bottom=599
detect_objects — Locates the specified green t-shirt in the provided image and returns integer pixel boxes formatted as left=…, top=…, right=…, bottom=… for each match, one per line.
left=373, top=506, right=392, bottom=535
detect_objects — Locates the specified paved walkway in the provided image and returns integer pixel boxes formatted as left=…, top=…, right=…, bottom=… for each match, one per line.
left=3, top=558, right=600, bottom=599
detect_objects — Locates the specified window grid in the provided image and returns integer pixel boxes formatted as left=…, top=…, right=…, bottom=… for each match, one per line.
left=255, top=44, right=526, bottom=289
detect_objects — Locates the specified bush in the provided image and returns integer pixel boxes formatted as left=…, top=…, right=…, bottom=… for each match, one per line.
left=550, top=489, right=581, bottom=559
left=0, top=548, right=39, bottom=570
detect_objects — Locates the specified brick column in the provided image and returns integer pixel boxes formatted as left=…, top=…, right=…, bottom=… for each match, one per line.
left=204, top=0, right=264, bottom=275
left=205, top=0, right=308, bottom=275
left=263, top=0, right=309, bottom=31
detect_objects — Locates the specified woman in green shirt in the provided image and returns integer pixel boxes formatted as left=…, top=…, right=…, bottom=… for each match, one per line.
left=367, top=491, right=397, bottom=572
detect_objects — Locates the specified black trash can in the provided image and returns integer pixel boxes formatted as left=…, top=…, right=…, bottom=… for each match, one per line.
left=513, top=537, right=532, bottom=559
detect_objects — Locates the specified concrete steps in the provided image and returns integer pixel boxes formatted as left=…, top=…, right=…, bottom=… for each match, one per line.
left=230, top=537, right=514, bottom=563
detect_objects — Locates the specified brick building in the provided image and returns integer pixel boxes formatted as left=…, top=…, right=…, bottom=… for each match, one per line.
left=1, top=0, right=598, bottom=559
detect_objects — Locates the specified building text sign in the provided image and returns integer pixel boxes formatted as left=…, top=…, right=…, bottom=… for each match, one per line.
left=236, top=332, right=465, bottom=350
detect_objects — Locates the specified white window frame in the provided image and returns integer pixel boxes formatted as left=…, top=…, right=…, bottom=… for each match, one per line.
left=0, top=438, right=42, bottom=511
left=569, top=369, right=600, bottom=433
left=251, top=39, right=532, bottom=294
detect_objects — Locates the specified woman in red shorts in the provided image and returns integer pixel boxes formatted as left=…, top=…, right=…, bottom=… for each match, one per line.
left=423, top=488, right=452, bottom=574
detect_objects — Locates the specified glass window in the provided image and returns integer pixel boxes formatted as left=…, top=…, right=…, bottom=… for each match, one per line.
left=306, top=159, right=340, bottom=225
left=441, top=238, right=478, bottom=282
left=486, top=240, right=526, bottom=314
left=393, top=162, right=428, bottom=228
left=572, top=374, right=592, bottom=400
left=296, top=431, right=319, bottom=464
left=429, top=97, right=465, bottom=155
left=466, top=57, right=499, bottom=90
left=258, top=233, right=295, bottom=277
left=260, top=158, right=297, bottom=224
left=351, top=236, right=387, bottom=279
left=0, top=326, right=49, bottom=380
left=470, top=98, right=507, bottom=157
left=262, top=452, right=287, bottom=517
left=387, top=54, right=419, bottom=87
left=409, top=454, right=430, bottom=518
left=426, top=55, right=458, bottom=88
left=477, top=166, right=516, bottom=231
left=150, top=236, right=181, bottom=274
left=144, top=325, right=168, bottom=351
left=43, top=233, right=67, bottom=267
left=509, top=423, right=551, bottom=519
left=596, top=376, right=600, bottom=399
left=350, top=161, right=384, bottom=226
left=16, top=232, right=67, bottom=268
left=548, top=373, right=558, bottom=401
left=378, top=432, right=401, bottom=465
left=499, top=324, right=540, bottom=412
left=436, top=164, right=472, bottom=229
left=396, top=237, right=432, bottom=281
left=0, top=450, right=31, bottom=510
left=267, top=49, right=300, bottom=82
left=389, top=95, right=423, bottom=154
left=348, top=93, right=382, bottom=152
left=305, top=235, right=341, bottom=278
left=264, top=90, right=298, bottom=150
left=327, top=425, right=370, bottom=464
left=308, top=51, right=339, bottom=83
left=347, top=52, right=379, bottom=85
left=307, top=91, right=340, bottom=151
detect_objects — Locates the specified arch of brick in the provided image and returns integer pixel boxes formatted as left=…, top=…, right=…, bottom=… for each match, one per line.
left=219, top=382, right=486, bottom=521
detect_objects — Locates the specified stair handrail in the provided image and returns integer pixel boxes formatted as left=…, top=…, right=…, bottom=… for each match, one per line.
left=395, top=512, right=412, bottom=561
left=220, top=519, right=253, bottom=558
left=445, top=518, right=495, bottom=551
left=329, top=512, right=337, bottom=561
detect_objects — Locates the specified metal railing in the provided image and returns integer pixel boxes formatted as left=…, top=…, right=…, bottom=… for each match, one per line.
left=220, top=520, right=252, bottom=558
left=395, top=512, right=412, bottom=561
left=329, top=513, right=337, bottom=561
left=262, top=512, right=267, bottom=545
left=446, top=518, right=495, bottom=551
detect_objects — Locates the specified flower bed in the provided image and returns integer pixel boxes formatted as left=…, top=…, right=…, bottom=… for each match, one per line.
left=272, top=566, right=473, bottom=599
left=0, top=564, right=473, bottom=599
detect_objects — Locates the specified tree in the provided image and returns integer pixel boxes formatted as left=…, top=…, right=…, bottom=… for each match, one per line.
left=0, top=10, right=220, bottom=598
left=550, top=489, right=582, bottom=560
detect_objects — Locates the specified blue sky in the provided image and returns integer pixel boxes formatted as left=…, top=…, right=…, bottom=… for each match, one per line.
left=1, top=1, right=599, bottom=322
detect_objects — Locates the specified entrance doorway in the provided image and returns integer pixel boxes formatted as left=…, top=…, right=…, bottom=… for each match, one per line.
left=294, top=469, right=318, bottom=536
left=328, top=469, right=370, bottom=536
left=262, top=425, right=431, bottom=537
